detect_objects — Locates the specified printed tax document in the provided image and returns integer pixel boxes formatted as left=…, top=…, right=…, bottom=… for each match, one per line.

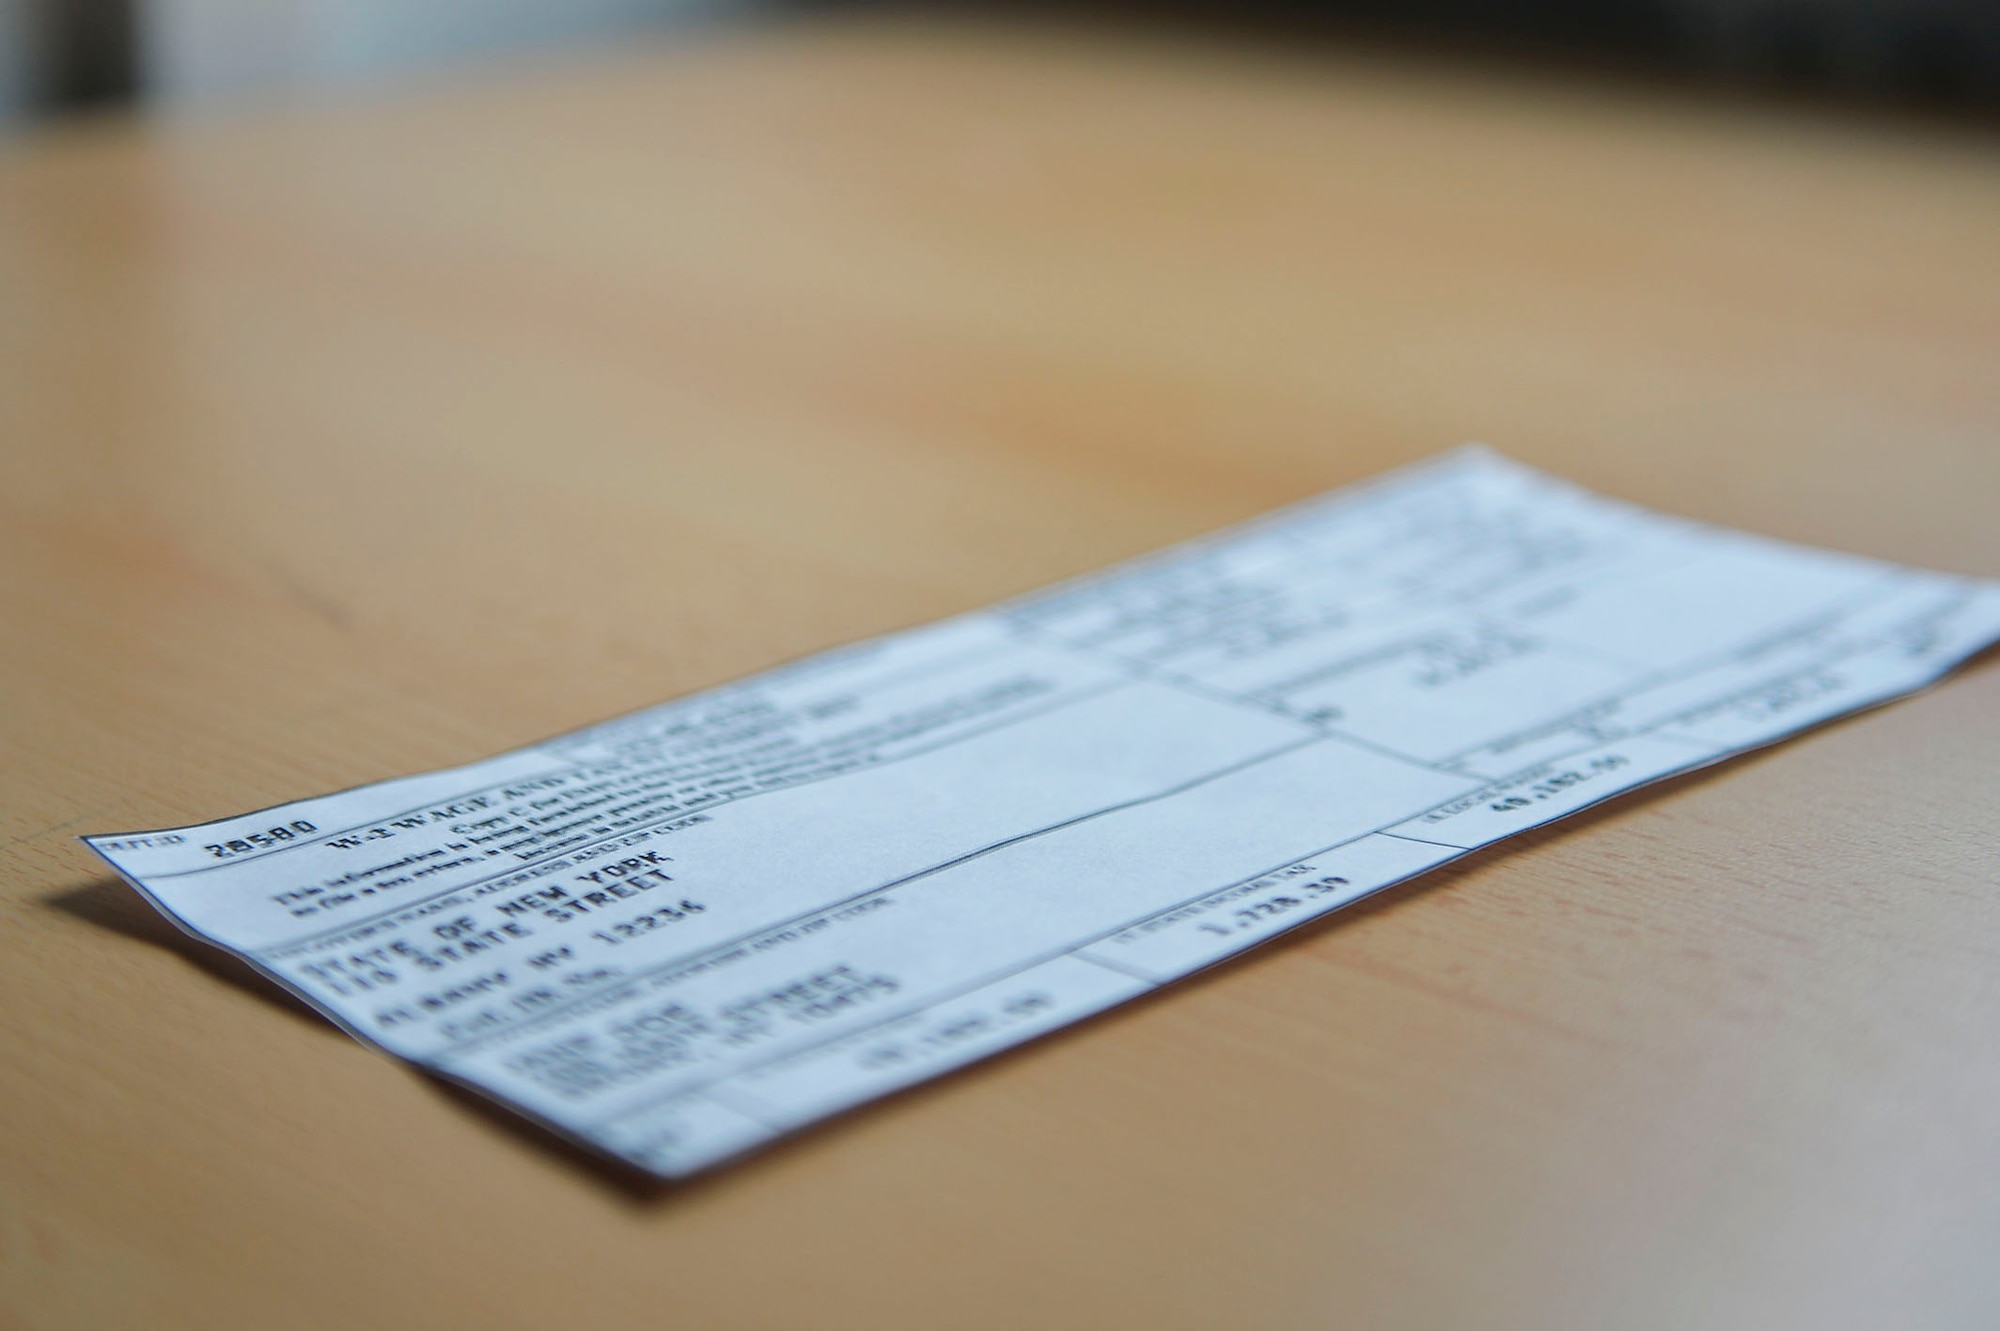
left=86, top=450, right=2000, bottom=1177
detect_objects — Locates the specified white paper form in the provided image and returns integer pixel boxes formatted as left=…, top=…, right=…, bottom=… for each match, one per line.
left=84, top=449, right=2000, bottom=1177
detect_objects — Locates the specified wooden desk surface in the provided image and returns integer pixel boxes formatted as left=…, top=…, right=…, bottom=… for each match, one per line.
left=4, top=16, right=1998, bottom=1329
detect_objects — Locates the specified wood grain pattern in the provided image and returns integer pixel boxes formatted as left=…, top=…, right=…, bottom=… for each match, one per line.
left=3, top=15, right=1998, bottom=1329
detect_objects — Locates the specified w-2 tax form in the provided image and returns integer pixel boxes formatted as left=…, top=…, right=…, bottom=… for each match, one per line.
left=85, top=448, right=2000, bottom=1177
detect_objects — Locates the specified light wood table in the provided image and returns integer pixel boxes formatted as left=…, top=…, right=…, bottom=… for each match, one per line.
left=4, top=15, right=1998, bottom=1329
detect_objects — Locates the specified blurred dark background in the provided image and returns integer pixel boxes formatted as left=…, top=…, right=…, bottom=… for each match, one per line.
left=3, top=0, right=1998, bottom=126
